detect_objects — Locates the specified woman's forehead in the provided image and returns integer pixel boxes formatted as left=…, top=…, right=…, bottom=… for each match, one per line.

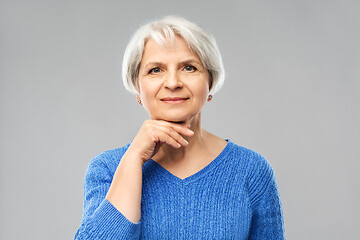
left=141, top=37, right=200, bottom=64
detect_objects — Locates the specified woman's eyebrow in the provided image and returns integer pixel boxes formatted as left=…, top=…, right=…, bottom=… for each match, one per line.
left=143, top=62, right=164, bottom=69
left=180, top=59, right=202, bottom=65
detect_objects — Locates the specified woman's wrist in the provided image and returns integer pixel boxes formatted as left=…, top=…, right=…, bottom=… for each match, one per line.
left=123, top=147, right=147, bottom=166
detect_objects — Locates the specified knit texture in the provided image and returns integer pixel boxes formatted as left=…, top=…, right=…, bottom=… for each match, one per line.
left=75, top=140, right=285, bottom=239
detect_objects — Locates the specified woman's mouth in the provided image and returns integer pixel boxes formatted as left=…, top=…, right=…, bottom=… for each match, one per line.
left=160, top=97, right=189, bottom=104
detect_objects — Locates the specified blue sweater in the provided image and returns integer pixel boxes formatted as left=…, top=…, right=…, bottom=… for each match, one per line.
left=75, top=140, right=285, bottom=239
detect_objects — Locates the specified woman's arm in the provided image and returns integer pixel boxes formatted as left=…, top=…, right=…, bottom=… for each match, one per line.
left=75, top=120, right=193, bottom=239
left=248, top=174, right=285, bottom=239
left=74, top=154, right=141, bottom=240
left=247, top=155, right=286, bottom=240
left=105, top=120, right=193, bottom=223
left=105, top=150, right=145, bottom=223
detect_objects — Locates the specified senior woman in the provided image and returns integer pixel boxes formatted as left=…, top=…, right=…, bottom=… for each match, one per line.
left=75, top=16, right=285, bottom=239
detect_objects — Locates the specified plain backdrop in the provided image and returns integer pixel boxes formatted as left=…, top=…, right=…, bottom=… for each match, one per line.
left=1, top=0, right=359, bottom=239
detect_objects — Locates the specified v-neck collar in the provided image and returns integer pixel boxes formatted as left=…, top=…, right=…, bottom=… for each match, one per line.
left=147, top=140, right=233, bottom=186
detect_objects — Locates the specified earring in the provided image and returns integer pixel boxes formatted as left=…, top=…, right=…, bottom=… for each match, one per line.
left=137, top=99, right=142, bottom=105
left=207, top=95, right=213, bottom=101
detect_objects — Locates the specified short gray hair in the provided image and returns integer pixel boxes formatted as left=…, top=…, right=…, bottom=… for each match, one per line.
left=122, top=16, right=225, bottom=95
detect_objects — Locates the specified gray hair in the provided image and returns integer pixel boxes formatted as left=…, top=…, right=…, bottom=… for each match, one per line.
left=122, top=16, right=225, bottom=95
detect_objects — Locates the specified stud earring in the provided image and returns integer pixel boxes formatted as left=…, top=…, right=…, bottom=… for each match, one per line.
left=207, top=95, right=213, bottom=101
left=137, top=99, right=141, bottom=105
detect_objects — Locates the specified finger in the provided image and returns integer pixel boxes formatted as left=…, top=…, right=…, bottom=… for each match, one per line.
left=156, top=125, right=189, bottom=147
left=156, top=120, right=194, bottom=137
left=155, top=132, right=182, bottom=149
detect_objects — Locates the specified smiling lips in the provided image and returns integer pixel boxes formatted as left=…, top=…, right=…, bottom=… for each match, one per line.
left=160, top=97, right=189, bottom=104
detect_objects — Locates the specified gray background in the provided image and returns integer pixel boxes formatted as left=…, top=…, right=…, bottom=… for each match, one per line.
left=1, top=0, right=359, bottom=239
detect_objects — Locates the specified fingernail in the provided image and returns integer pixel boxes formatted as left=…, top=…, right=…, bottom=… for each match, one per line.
left=184, top=139, right=188, bottom=145
left=188, top=129, right=194, bottom=134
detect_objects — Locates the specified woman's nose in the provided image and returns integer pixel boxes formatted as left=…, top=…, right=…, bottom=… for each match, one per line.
left=163, top=71, right=183, bottom=90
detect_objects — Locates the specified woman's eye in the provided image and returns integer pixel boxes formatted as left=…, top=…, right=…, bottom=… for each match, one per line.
left=149, top=67, right=161, bottom=74
left=184, top=65, right=197, bottom=72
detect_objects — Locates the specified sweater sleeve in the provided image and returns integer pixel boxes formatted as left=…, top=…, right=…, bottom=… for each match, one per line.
left=74, top=155, right=141, bottom=240
left=248, top=154, right=285, bottom=240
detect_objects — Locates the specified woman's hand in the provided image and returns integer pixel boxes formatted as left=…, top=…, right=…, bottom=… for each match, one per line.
left=127, top=119, right=194, bottom=163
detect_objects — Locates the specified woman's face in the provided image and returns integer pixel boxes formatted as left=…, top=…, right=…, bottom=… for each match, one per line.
left=138, top=36, right=210, bottom=123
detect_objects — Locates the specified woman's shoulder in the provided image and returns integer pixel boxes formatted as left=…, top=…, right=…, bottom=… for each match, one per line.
left=87, top=143, right=131, bottom=175
left=227, top=140, right=276, bottom=200
left=226, top=140, right=268, bottom=163
left=225, top=140, right=274, bottom=176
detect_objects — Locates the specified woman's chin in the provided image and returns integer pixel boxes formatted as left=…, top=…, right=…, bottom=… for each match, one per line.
left=153, top=114, right=190, bottom=123
left=150, top=110, right=201, bottom=124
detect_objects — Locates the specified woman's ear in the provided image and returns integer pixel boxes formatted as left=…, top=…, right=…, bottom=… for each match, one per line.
left=136, top=95, right=142, bottom=105
left=208, top=73, right=213, bottom=91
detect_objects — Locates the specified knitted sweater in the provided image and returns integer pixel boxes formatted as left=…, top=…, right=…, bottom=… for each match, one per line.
left=75, top=140, right=285, bottom=239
